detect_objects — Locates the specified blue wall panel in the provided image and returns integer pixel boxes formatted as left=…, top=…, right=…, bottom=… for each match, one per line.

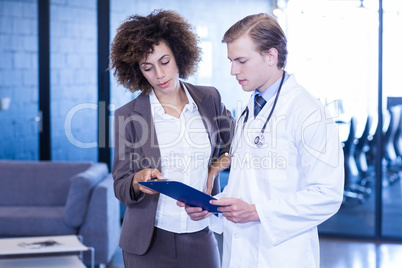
left=0, top=0, right=39, bottom=160
left=50, top=0, right=98, bottom=162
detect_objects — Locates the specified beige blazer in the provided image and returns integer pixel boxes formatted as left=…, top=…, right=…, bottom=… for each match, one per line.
left=112, top=81, right=234, bottom=255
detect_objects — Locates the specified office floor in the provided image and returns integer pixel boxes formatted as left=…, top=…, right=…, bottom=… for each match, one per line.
left=105, top=236, right=402, bottom=268
left=319, top=167, right=402, bottom=237
left=106, top=169, right=402, bottom=267
left=320, top=238, right=402, bottom=268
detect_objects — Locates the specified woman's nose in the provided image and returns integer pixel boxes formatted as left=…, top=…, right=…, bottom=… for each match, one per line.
left=155, top=66, right=165, bottom=79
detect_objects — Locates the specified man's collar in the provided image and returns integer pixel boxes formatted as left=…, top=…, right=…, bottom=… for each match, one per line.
left=255, top=71, right=289, bottom=101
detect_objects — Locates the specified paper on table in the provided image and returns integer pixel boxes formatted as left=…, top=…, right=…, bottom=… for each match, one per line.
left=18, top=240, right=61, bottom=249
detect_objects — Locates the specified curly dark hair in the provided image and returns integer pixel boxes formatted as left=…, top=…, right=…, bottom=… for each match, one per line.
left=109, top=9, right=202, bottom=94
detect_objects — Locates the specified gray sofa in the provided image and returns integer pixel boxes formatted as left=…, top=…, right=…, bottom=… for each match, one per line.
left=0, top=160, right=121, bottom=265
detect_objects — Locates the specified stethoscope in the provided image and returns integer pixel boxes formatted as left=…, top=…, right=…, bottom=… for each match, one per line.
left=226, top=71, right=286, bottom=157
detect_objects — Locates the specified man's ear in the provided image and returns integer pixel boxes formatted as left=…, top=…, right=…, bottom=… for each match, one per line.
left=263, top=48, right=279, bottom=66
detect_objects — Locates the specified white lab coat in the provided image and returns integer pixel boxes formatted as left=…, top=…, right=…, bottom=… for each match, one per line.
left=212, top=74, right=344, bottom=268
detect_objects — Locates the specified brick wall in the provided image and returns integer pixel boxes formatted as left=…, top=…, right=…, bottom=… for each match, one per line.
left=0, top=0, right=39, bottom=160
left=50, top=0, right=97, bottom=161
left=0, top=0, right=272, bottom=161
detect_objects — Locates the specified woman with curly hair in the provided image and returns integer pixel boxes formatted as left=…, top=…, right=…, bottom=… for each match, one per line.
left=110, top=9, right=234, bottom=267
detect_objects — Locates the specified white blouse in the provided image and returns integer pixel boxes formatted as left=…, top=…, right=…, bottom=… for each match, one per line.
left=149, top=84, right=212, bottom=233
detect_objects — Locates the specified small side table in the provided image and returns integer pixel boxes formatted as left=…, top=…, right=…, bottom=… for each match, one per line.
left=0, top=235, right=94, bottom=268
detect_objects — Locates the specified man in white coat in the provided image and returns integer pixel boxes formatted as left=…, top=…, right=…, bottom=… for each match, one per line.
left=180, top=13, right=344, bottom=268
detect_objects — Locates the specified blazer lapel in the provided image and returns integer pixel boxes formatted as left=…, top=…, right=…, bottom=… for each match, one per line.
left=131, top=92, right=162, bottom=171
left=184, top=82, right=217, bottom=159
left=131, top=82, right=218, bottom=170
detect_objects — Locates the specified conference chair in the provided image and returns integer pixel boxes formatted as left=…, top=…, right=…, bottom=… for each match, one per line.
left=383, top=106, right=402, bottom=184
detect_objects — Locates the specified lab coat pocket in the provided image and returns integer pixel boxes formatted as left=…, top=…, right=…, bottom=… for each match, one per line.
left=252, top=147, right=288, bottom=182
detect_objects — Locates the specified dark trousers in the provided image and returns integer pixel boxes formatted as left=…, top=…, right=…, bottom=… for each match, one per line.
left=122, top=227, right=220, bottom=268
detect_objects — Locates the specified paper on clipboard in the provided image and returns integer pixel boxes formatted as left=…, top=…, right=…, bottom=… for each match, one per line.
left=138, top=180, right=220, bottom=213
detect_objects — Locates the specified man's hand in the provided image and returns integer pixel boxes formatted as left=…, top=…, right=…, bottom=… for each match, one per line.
left=210, top=198, right=260, bottom=223
left=177, top=201, right=212, bottom=221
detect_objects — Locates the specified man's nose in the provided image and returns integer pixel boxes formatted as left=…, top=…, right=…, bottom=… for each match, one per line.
left=230, top=63, right=239, bottom=76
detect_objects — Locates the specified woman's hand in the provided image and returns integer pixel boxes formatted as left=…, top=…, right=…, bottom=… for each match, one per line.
left=205, top=154, right=231, bottom=195
left=177, top=201, right=212, bottom=221
left=132, top=168, right=164, bottom=195
left=205, top=172, right=216, bottom=195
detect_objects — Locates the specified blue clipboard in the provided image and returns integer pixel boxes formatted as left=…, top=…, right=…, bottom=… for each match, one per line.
left=138, top=180, right=220, bottom=213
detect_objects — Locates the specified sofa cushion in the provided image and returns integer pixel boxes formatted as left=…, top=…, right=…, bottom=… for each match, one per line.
left=0, top=161, right=92, bottom=206
left=0, top=206, right=76, bottom=237
left=64, top=163, right=108, bottom=228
